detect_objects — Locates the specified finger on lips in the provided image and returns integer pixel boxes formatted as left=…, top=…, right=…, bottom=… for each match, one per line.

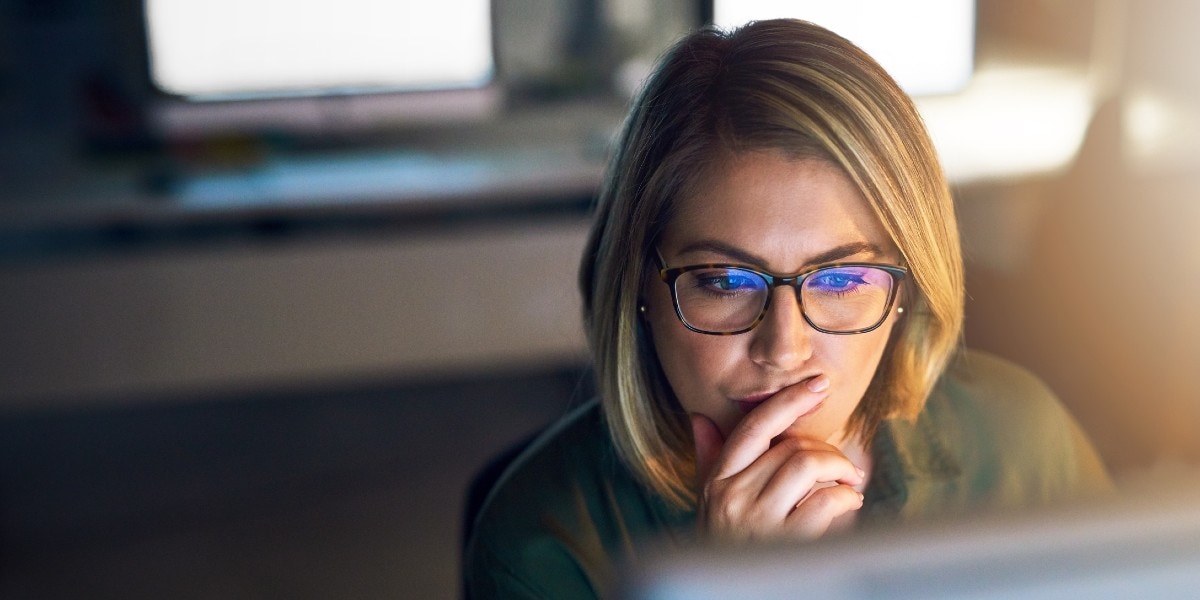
left=714, top=377, right=831, bottom=479
left=691, top=373, right=869, bottom=542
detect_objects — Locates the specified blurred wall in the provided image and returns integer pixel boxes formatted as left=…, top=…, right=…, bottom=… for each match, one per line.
left=960, top=0, right=1200, bottom=474
left=0, top=220, right=591, bottom=407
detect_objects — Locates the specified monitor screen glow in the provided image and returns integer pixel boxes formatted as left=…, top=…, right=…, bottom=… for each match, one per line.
left=144, top=0, right=494, bottom=101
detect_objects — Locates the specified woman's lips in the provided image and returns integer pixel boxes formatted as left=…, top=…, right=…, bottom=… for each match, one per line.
left=735, top=393, right=773, bottom=414
left=734, top=388, right=826, bottom=416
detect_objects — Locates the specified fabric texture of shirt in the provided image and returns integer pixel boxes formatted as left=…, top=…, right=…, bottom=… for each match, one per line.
left=463, top=349, right=1114, bottom=599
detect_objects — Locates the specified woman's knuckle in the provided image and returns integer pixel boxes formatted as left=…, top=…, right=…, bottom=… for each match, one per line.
left=789, top=451, right=819, bottom=472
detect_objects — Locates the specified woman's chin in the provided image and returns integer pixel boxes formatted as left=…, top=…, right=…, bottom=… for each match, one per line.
left=781, top=414, right=841, bottom=443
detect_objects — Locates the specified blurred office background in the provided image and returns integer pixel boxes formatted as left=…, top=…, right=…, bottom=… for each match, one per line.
left=0, top=0, right=1197, bottom=597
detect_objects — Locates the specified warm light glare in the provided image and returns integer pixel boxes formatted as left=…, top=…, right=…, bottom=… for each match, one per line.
left=713, top=0, right=975, bottom=96
left=1123, top=88, right=1200, bottom=174
left=145, top=0, right=493, bottom=99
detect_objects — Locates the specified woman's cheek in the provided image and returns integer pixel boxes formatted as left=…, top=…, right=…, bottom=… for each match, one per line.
left=657, top=332, right=736, bottom=418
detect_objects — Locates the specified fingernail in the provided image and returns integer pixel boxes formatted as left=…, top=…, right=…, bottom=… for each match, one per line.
left=806, top=375, right=829, bottom=393
left=855, top=467, right=865, bottom=478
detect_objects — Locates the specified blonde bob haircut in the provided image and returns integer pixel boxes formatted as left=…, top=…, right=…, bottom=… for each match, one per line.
left=579, top=19, right=964, bottom=508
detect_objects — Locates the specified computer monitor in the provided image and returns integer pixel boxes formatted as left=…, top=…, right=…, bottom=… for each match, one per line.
left=141, top=0, right=500, bottom=137
left=625, top=478, right=1200, bottom=599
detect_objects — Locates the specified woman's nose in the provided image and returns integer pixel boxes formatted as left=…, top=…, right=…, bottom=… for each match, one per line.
left=747, top=286, right=814, bottom=371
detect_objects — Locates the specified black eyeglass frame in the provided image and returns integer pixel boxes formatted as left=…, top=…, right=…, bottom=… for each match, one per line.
left=656, top=255, right=908, bottom=336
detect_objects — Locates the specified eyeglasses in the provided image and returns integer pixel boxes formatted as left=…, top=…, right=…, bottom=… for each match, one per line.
left=657, top=252, right=907, bottom=335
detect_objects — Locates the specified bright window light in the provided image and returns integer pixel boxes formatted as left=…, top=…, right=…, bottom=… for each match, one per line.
left=145, top=0, right=493, bottom=100
left=712, top=0, right=975, bottom=96
left=916, top=64, right=1094, bottom=183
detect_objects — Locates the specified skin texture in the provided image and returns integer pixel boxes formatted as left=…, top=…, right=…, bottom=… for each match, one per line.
left=642, top=151, right=904, bottom=540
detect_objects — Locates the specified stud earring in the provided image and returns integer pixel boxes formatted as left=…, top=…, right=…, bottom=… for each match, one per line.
left=896, top=306, right=905, bottom=314
left=639, top=305, right=647, bottom=313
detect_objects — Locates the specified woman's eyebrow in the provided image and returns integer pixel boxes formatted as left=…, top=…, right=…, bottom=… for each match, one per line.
left=675, top=240, right=884, bottom=269
left=805, top=242, right=885, bottom=266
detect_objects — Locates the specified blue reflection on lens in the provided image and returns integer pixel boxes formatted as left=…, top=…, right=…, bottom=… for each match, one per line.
left=697, top=269, right=766, bottom=294
left=807, top=268, right=869, bottom=293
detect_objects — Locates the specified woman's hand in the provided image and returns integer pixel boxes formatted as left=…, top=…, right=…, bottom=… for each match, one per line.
left=691, top=376, right=865, bottom=542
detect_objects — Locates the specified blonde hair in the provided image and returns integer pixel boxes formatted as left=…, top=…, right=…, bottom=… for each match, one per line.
left=578, top=19, right=964, bottom=508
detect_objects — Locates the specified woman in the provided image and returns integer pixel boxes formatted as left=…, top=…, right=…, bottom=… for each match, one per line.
left=464, top=19, right=1111, bottom=598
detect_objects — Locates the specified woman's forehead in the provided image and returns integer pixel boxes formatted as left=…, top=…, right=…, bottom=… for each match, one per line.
left=660, top=151, right=896, bottom=270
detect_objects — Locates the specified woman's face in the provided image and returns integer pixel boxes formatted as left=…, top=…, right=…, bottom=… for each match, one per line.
left=643, top=151, right=902, bottom=443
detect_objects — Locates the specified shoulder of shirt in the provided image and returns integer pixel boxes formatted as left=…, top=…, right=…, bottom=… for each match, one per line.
left=881, top=349, right=1113, bottom=521
left=464, top=399, right=648, bottom=598
left=930, top=347, right=1069, bottom=433
left=463, top=396, right=619, bottom=549
left=472, top=397, right=612, bottom=529
left=917, top=348, right=1113, bottom=501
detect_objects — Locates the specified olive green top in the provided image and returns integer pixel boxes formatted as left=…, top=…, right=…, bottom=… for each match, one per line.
left=463, top=350, right=1114, bottom=599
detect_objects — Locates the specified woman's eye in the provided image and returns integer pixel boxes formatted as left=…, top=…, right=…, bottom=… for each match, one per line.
left=696, top=270, right=762, bottom=293
left=809, top=270, right=868, bottom=292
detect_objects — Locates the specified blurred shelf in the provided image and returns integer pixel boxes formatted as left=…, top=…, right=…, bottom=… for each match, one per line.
left=0, top=99, right=624, bottom=247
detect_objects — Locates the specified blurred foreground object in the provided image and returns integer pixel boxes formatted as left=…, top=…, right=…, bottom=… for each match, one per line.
left=628, top=470, right=1200, bottom=599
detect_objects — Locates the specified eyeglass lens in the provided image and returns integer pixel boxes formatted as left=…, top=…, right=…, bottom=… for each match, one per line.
left=672, top=266, right=895, bottom=333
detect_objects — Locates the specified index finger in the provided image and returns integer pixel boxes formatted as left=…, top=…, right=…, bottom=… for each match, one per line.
left=710, top=375, right=830, bottom=480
